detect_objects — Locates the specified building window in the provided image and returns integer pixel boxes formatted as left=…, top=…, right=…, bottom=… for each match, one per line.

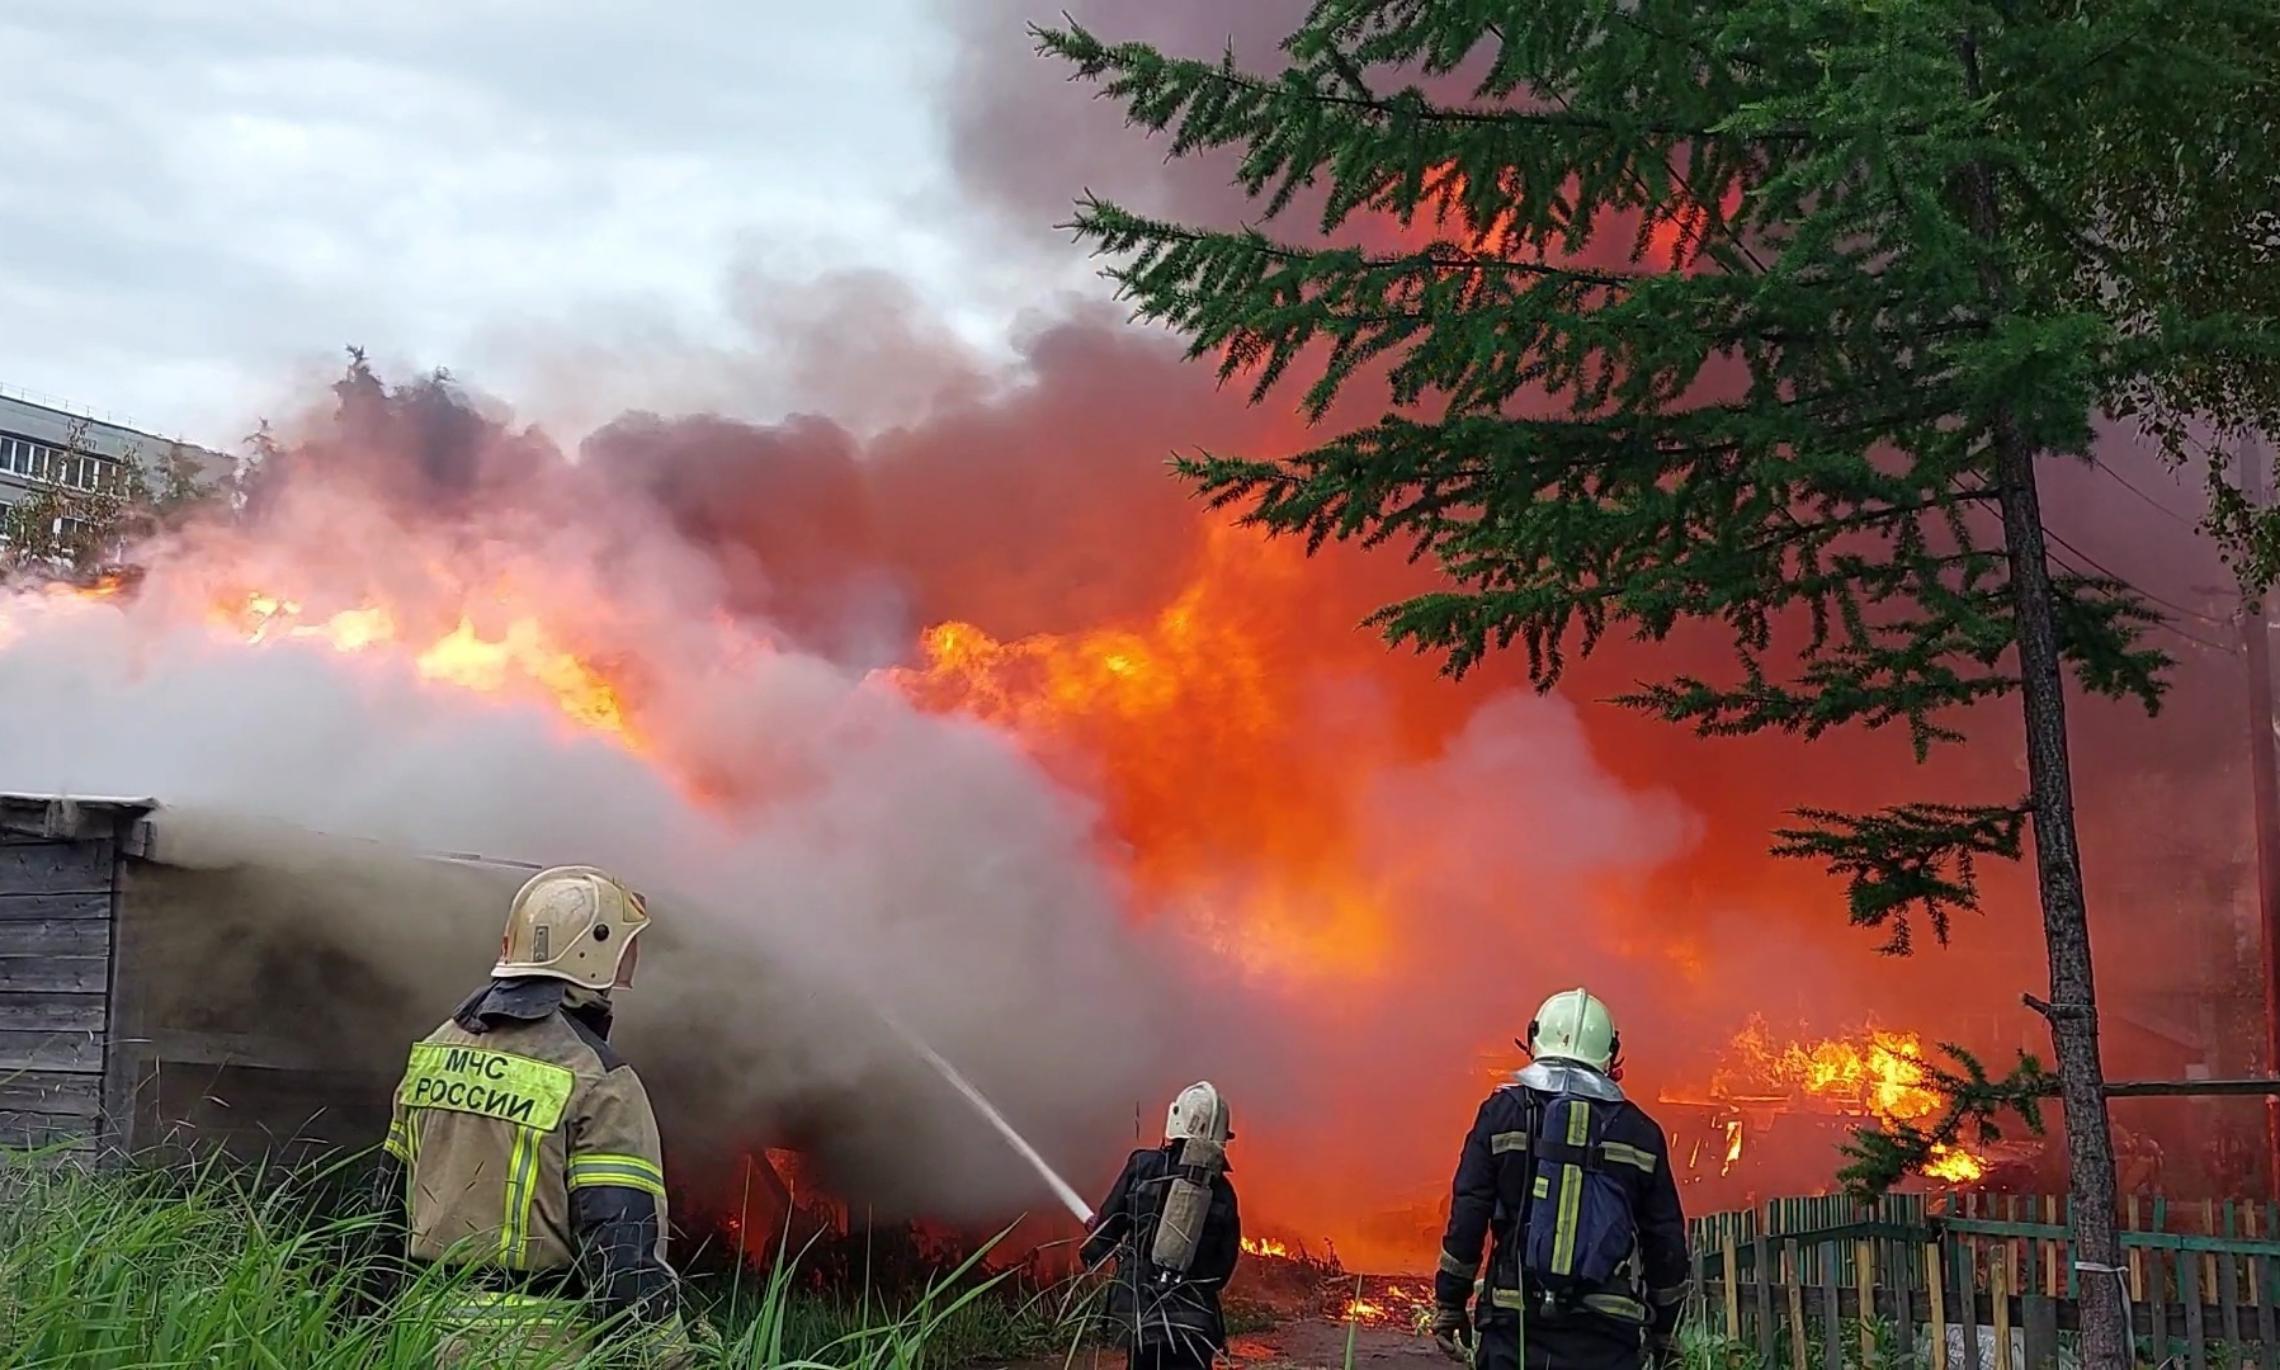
left=0, top=435, right=120, bottom=490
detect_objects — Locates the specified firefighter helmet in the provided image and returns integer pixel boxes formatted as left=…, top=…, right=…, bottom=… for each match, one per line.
left=1164, top=1081, right=1232, bottom=1145
left=1527, top=987, right=1620, bottom=1072
left=493, top=865, right=650, bottom=991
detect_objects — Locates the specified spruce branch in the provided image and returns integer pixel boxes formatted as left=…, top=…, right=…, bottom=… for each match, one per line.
left=1772, top=802, right=2028, bottom=953
left=1837, top=1044, right=2057, bottom=1197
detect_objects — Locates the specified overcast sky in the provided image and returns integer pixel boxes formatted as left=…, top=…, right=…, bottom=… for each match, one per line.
left=1, top=0, right=1118, bottom=448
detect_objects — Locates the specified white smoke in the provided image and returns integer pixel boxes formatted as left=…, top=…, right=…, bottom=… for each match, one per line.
left=0, top=586, right=1185, bottom=1218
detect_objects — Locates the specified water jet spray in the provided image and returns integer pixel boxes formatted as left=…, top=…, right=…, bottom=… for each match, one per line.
left=872, top=1006, right=1096, bottom=1225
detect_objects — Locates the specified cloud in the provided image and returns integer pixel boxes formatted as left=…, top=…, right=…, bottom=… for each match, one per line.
left=0, top=0, right=963, bottom=443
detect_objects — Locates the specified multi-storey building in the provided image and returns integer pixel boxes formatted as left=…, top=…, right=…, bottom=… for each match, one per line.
left=0, top=386, right=233, bottom=531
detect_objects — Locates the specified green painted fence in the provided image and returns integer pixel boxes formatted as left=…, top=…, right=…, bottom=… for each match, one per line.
left=1686, top=1194, right=2280, bottom=1369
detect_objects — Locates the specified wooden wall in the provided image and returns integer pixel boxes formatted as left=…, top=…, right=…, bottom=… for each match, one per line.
left=0, top=805, right=135, bottom=1157
left=103, top=834, right=512, bottom=1167
left=0, top=798, right=516, bottom=1170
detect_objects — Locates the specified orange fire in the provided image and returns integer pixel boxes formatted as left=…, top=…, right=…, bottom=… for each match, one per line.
left=887, top=526, right=1401, bottom=984
left=1341, top=1281, right=1433, bottom=1328
left=1242, top=1237, right=1293, bottom=1258
left=206, top=588, right=638, bottom=746
left=1922, top=1145, right=1986, bottom=1184
left=1713, top=1019, right=1947, bottom=1122
left=1701, top=1019, right=1990, bottom=1182
left=1721, top=1119, right=1744, bottom=1176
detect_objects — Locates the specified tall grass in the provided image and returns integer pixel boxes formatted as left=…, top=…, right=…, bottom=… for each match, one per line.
left=0, top=1153, right=1072, bottom=1368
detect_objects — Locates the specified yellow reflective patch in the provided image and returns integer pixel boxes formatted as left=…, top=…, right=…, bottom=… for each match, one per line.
left=500, top=1123, right=543, bottom=1266
left=568, top=1153, right=667, bottom=1199
left=1491, top=1288, right=1527, bottom=1311
left=1583, top=1293, right=1647, bottom=1322
left=1600, top=1141, right=1657, bottom=1174
left=1533, top=1175, right=1550, bottom=1199
left=1551, top=1101, right=1589, bottom=1276
left=399, top=1043, right=573, bottom=1131
left=570, top=1151, right=662, bottom=1180
left=445, top=1290, right=583, bottom=1329
left=1490, top=1131, right=1530, bottom=1155
left=1439, top=1248, right=1474, bottom=1278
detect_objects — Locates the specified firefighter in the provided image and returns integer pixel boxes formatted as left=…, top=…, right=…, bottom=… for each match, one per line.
left=1431, top=988, right=1690, bottom=1370
left=1081, top=1082, right=1243, bottom=1370
left=373, top=865, right=696, bottom=1366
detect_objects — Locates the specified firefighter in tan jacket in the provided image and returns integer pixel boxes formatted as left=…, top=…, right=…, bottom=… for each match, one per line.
left=376, top=865, right=694, bottom=1365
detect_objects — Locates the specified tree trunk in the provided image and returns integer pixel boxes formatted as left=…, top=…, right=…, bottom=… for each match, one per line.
left=1991, top=432, right=2129, bottom=1370
left=1956, top=29, right=2128, bottom=1370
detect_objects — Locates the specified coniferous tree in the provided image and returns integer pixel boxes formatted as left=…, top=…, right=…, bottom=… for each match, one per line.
left=1042, top=5, right=2280, bottom=1363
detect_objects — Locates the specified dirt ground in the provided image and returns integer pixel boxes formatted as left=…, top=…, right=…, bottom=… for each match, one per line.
left=993, top=1320, right=1447, bottom=1370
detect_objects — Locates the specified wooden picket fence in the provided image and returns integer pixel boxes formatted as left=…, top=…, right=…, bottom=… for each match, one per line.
left=1687, top=1194, right=2280, bottom=1369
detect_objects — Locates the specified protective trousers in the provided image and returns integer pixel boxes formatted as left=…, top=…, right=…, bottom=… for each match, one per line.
left=1477, top=1318, right=1646, bottom=1370
left=1126, top=1343, right=1215, bottom=1370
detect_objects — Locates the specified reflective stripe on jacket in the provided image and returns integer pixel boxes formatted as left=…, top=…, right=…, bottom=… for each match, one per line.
left=1433, top=1076, right=1691, bottom=1339
left=384, top=996, right=676, bottom=1324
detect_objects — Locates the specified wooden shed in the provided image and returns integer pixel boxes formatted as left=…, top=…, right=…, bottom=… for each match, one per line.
left=0, top=792, right=519, bottom=1165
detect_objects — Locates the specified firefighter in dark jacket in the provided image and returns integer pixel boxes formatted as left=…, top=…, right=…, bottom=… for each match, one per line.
left=1081, top=1082, right=1243, bottom=1370
left=372, top=865, right=699, bottom=1366
left=1432, top=989, right=1690, bottom=1370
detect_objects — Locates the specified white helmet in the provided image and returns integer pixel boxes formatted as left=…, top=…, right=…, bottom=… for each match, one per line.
left=1527, top=987, right=1620, bottom=1072
left=493, top=865, right=650, bottom=991
left=1164, top=1081, right=1232, bottom=1145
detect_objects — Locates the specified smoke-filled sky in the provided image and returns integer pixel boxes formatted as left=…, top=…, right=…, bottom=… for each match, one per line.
left=1, top=0, right=2265, bottom=1256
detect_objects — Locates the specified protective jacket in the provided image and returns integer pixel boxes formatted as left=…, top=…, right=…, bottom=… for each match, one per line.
left=1435, top=1062, right=1689, bottom=1367
left=375, top=979, right=678, bottom=1335
left=1082, top=1146, right=1243, bottom=1357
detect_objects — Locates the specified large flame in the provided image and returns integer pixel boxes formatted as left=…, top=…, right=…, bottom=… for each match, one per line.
left=1703, top=1018, right=1989, bottom=1182
left=1713, top=1019, right=1949, bottom=1123
left=207, top=589, right=640, bottom=746
left=887, top=526, right=1400, bottom=983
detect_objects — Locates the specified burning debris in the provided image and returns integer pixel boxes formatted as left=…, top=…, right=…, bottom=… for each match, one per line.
left=1663, top=1019, right=1998, bottom=1188
left=1336, top=1280, right=1434, bottom=1331
left=1231, top=1236, right=1433, bottom=1333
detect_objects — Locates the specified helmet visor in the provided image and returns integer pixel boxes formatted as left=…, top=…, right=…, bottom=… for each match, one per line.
left=613, top=935, right=640, bottom=989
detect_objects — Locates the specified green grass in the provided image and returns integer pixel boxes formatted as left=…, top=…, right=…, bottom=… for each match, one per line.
left=0, top=1151, right=1080, bottom=1368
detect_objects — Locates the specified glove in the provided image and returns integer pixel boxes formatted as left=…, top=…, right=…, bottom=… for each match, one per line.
left=1430, top=1304, right=1474, bottom=1364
